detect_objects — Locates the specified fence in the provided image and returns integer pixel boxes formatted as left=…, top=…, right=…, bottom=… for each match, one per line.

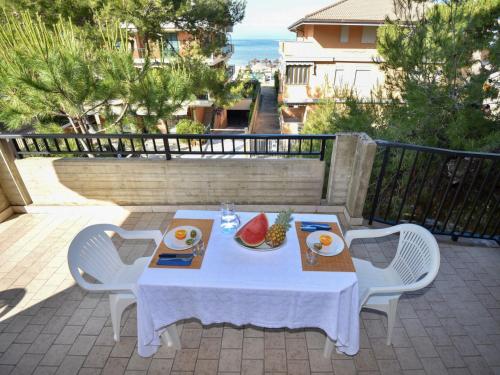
left=365, top=141, right=500, bottom=243
left=0, top=133, right=374, bottom=223
left=0, top=133, right=335, bottom=161
left=2, top=132, right=497, bottom=243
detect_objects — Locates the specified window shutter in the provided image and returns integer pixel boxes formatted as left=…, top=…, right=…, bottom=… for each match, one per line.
left=361, top=27, right=377, bottom=44
left=340, top=26, right=349, bottom=43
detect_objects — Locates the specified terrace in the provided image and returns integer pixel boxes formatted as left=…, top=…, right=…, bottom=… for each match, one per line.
left=279, top=41, right=378, bottom=64
left=0, top=133, right=499, bottom=375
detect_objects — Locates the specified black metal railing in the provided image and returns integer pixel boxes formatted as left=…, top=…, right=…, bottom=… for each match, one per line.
left=0, top=133, right=335, bottom=161
left=365, top=140, right=500, bottom=243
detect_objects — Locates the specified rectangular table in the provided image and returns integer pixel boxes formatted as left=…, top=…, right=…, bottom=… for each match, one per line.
left=136, top=210, right=359, bottom=357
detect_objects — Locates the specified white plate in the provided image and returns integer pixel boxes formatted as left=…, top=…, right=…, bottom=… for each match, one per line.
left=306, top=231, right=344, bottom=257
left=164, top=226, right=202, bottom=251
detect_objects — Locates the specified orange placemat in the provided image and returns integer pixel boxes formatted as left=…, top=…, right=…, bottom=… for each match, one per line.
left=149, top=218, right=214, bottom=269
left=295, top=222, right=355, bottom=272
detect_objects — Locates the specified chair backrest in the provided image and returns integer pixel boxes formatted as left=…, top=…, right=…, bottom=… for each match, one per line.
left=389, top=224, right=440, bottom=287
left=68, top=224, right=125, bottom=286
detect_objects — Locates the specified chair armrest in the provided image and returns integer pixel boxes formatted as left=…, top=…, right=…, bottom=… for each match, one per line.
left=71, top=269, right=135, bottom=293
left=115, top=228, right=163, bottom=246
left=360, top=276, right=436, bottom=308
left=84, top=283, right=136, bottom=293
left=345, top=225, right=403, bottom=247
left=90, top=224, right=163, bottom=246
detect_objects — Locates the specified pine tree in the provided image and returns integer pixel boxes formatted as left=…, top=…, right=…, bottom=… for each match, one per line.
left=0, top=12, right=134, bottom=134
left=377, top=0, right=500, bottom=151
left=0, top=11, right=249, bottom=134
left=98, top=0, right=245, bottom=56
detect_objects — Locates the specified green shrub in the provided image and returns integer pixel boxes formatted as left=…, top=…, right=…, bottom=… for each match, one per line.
left=175, top=119, right=205, bottom=135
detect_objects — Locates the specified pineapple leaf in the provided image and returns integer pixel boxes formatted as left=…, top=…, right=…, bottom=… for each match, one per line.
left=275, top=209, right=293, bottom=231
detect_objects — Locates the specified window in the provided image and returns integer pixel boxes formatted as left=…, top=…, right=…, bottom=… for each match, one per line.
left=340, top=26, right=349, bottom=43
left=286, top=65, right=310, bottom=85
left=361, top=27, right=377, bottom=44
left=163, top=33, right=180, bottom=56
left=354, top=69, right=378, bottom=97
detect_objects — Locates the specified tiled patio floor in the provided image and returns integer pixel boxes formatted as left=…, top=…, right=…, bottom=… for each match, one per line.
left=0, top=212, right=499, bottom=375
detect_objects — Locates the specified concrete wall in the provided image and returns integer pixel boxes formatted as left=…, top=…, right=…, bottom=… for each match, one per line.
left=0, top=141, right=32, bottom=207
left=0, top=133, right=377, bottom=224
left=15, top=158, right=326, bottom=206
left=326, top=133, right=377, bottom=225
left=283, top=62, right=385, bottom=101
left=192, top=107, right=206, bottom=124
left=214, top=110, right=228, bottom=129
left=0, top=140, right=32, bottom=221
left=248, top=88, right=262, bottom=134
left=0, top=186, right=9, bottom=212
left=312, top=25, right=377, bottom=49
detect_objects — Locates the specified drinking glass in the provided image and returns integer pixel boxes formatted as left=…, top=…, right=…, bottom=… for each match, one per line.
left=220, top=202, right=240, bottom=234
left=306, top=247, right=318, bottom=266
left=194, top=242, right=206, bottom=257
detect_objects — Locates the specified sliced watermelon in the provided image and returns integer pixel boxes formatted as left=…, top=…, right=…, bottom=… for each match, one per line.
left=235, top=213, right=269, bottom=247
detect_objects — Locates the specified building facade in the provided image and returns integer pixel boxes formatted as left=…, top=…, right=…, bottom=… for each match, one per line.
left=125, top=23, right=234, bottom=68
left=279, top=0, right=394, bottom=133
left=122, top=23, right=235, bottom=132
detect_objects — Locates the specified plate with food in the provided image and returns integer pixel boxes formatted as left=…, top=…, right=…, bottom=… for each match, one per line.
left=306, top=231, right=344, bottom=257
left=234, top=210, right=293, bottom=252
left=164, top=226, right=202, bottom=251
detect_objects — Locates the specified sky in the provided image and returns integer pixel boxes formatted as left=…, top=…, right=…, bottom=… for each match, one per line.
left=232, top=0, right=334, bottom=40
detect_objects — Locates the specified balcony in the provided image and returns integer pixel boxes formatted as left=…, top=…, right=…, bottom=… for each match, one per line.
left=207, top=43, right=234, bottom=66
left=0, top=133, right=498, bottom=374
left=279, top=40, right=379, bottom=63
left=0, top=209, right=498, bottom=373
left=132, top=44, right=234, bottom=67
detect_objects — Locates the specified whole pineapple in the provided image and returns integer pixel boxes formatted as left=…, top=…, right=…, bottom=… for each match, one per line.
left=265, top=209, right=293, bottom=247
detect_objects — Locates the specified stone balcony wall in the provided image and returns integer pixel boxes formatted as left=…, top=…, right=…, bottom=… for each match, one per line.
left=0, top=133, right=377, bottom=225
left=13, top=158, right=326, bottom=207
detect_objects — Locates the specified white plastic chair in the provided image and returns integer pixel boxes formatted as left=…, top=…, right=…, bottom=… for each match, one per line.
left=68, top=224, right=163, bottom=342
left=348, top=224, right=440, bottom=345
left=324, top=224, right=440, bottom=357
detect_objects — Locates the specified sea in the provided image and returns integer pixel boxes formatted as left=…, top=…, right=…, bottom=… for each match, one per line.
left=229, top=39, right=281, bottom=67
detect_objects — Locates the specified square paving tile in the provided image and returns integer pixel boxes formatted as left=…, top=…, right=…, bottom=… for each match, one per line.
left=0, top=213, right=499, bottom=375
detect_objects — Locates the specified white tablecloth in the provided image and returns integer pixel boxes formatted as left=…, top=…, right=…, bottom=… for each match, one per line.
left=136, top=210, right=359, bottom=357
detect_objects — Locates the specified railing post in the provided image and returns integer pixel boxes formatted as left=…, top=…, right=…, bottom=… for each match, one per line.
left=320, top=138, right=327, bottom=161
left=0, top=139, right=32, bottom=210
left=326, top=133, right=377, bottom=226
left=326, top=133, right=359, bottom=207
left=163, top=136, right=172, bottom=161
left=346, top=134, right=377, bottom=225
left=11, top=139, right=21, bottom=159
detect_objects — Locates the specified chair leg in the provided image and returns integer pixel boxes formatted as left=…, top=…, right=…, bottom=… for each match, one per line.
left=386, top=298, right=399, bottom=346
left=323, top=337, right=335, bottom=358
left=162, top=324, right=181, bottom=350
left=109, top=294, right=136, bottom=342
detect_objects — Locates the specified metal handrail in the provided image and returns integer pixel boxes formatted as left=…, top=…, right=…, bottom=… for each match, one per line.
left=0, top=133, right=337, bottom=140
left=375, top=140, right=500, bottom=159
left=367, top=141, right=499, bottom=243
left=0, top=133, right=337, bottom=161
